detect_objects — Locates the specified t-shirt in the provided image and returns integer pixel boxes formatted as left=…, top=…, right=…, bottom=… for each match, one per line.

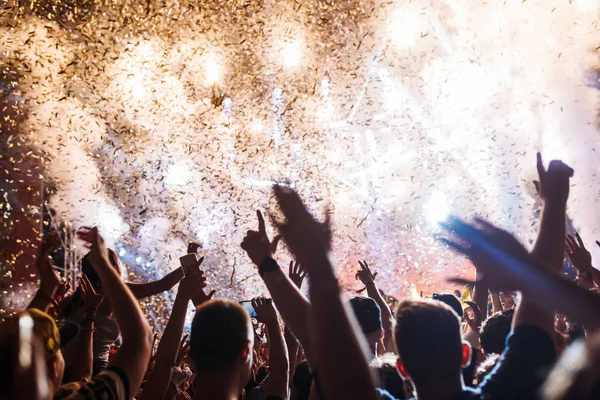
left=56, top=367, right=129, bottom=400
left=378, top=325, right=557, bottom=400
left=62, top=300, right=121, bottom=369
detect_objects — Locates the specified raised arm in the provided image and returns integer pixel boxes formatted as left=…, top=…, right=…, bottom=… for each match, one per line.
left=241, top=211, right=314, bottom=361
left=272, top=186, right=378, bottom=400
left=356, top=261, right=394, bottom=352
left=77, top=227, right=153, bottom=398
left=253, top=297, right=289, bottom=399
left=139, top=265, right=208, bottom=400
left=70, top=275, right=105, bottom=383
left=127, top=267, right=184, bottom=299
left=522, top=154, right=573, bottom=335
left=28, top=235, right=62, bottom=313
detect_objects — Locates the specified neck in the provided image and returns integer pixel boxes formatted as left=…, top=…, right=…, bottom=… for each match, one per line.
left=193, top=370, right=242, bottom=400
left=413, top=374, right=464, bottom=400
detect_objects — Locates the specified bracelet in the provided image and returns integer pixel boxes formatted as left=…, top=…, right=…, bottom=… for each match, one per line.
left=258, top=257, right=280, bottom=277
left=35, top=290, right=58, bottom=308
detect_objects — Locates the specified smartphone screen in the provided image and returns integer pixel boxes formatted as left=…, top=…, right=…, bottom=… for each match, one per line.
left=240, top=301, right=257, bottom=318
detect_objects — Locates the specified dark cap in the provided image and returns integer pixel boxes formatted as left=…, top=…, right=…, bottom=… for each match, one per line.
left=349, top=296, right=382, bottom=335
left=432, top=293, right=463, bottom=318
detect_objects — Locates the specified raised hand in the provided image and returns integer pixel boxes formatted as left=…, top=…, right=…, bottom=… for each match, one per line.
left=288, top=261, right=307, bottom=288
left=77, top=226, right=109, bottom=266
left=252, top=297, right=278, bottom=325
left=187, top=242, right=201, bottom=255
left=440, top=217, right=532, bottom=291
left=565, top=233, right=593, bottom=275
left=355, top=260, right=378, bottom=285
left=36, top=233, right=62, bottom=294
left=80, top=274, right=105, bottom=309
left=271, top=185, right=331, bottom=271
left=178, top=269, right=207, bottom=300
left=533, top=152, right=574, bottom=205
left=241, top=210, right=282, bottom=266
left=192, top=287, right=216, bottom=307
left=464, top=300, right=483, bottom=332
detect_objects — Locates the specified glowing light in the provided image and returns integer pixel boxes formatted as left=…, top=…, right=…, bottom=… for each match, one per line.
left=424, top=191, right=451, bottom=226
left=127, top=75, right=146, bottom=99
left=135, top=256, right=142, bottom=264
left=165, top=162, right=192, bottom=186
left=281, top=40, right=302, bottom=68
left=118, top=248, right=126, bottom=257
left=390, top=10, right=423, bottom=49
left=576, top=0, right=596, bottom=11
left=205, top=58, right=220, bottom=83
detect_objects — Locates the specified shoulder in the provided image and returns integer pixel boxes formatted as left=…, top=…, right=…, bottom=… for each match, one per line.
left=60, top=367, right=130, bottom=400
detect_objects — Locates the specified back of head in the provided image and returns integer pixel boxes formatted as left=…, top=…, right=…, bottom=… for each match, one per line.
left=292, top=361, right=313, bottom=400
left=432, top=293, right=464, bottom=318
left=190, top=299, right=252, bottom=374
left=349, top=296, right=382, bottom=336
left=394, top=299, right=463, bottom=385
left=479, top=309, right=514, bottom=355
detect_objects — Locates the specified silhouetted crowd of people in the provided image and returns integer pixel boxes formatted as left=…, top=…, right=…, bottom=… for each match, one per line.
left=2, top=154, right=600, bottom=400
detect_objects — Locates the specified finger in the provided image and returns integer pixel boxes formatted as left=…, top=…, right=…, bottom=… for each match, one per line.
left=208, top=290, right=216, bottom=299
left=373, top=272, right=378, bottom=279
left=575, top=233, right=585, bottom=249
left=270, top=234, right=282, bottom=253
left=195, top=256, right=205, bottom=268
left=536, top=152, right=545, bottom=178
left=533, top=180, right=540, bottom=194
left=358, top=260, right=364, bottom=269
left=324, top=206, right=332, bottom=231
left=564, top=238, right=574, bottom=254
left=596, top=240, right=600, bottom=248
left=273, top=185, right=309, bottom=220
left=257, top=210, right=266, bottom=234
left=567, top=235, right=578, bottom=251
left=289, top=260, right=294, bottom=274
left=355, top=273, right=360, bottom=280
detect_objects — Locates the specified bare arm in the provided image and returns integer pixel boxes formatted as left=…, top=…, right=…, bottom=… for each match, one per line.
left=127, top=267, right=184, bottom=299
left=272, top=186, right=378, bottom=400
left=519, top=155, right=573, bottom=335
left=138, top=269, right=207, bottom=400
left=70, top=276, right=105, bottom=383
left=28, top=237, right=61, bottom=313
left=285, top=326, right=299, bottom=386
left=241, top=211, right=314, bottom=361
left=491, top=291, right=503, bottom=313
left=356, top=261, right=394, bottom=351
left=78, top=227, right=153, bottom=399
left=254, top=298, right=289, bottom=399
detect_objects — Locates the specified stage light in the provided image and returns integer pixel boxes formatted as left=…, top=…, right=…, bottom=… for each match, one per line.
left=390, top=9, right=423, bottom=49
left=119, top=248, right=126, bottom=257
left=425, top=191, right=450, bottom=226
left=281, top=40, right=302, bottom=68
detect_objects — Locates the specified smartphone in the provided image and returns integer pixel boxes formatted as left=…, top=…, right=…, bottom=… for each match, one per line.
left=240, top=301, right=257, bottom=318
left=179, top=253, right=198, bottom=276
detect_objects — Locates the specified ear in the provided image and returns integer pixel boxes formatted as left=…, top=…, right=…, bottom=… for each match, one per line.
left=461, top=341, right=472, bottom=368
left=395, top=358, right=409, bottom=380
left=241, top=341, right=251, bottom=363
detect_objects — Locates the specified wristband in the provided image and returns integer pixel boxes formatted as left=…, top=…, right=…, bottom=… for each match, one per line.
left=258, top=257, right=280, bottom=277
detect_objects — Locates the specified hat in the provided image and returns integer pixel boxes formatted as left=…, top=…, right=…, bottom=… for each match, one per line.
left=349, top=296, right=382, bottom=335
left=25, top=308, right=61, bottom=356
left=432, top=293, right=464, bottom=318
